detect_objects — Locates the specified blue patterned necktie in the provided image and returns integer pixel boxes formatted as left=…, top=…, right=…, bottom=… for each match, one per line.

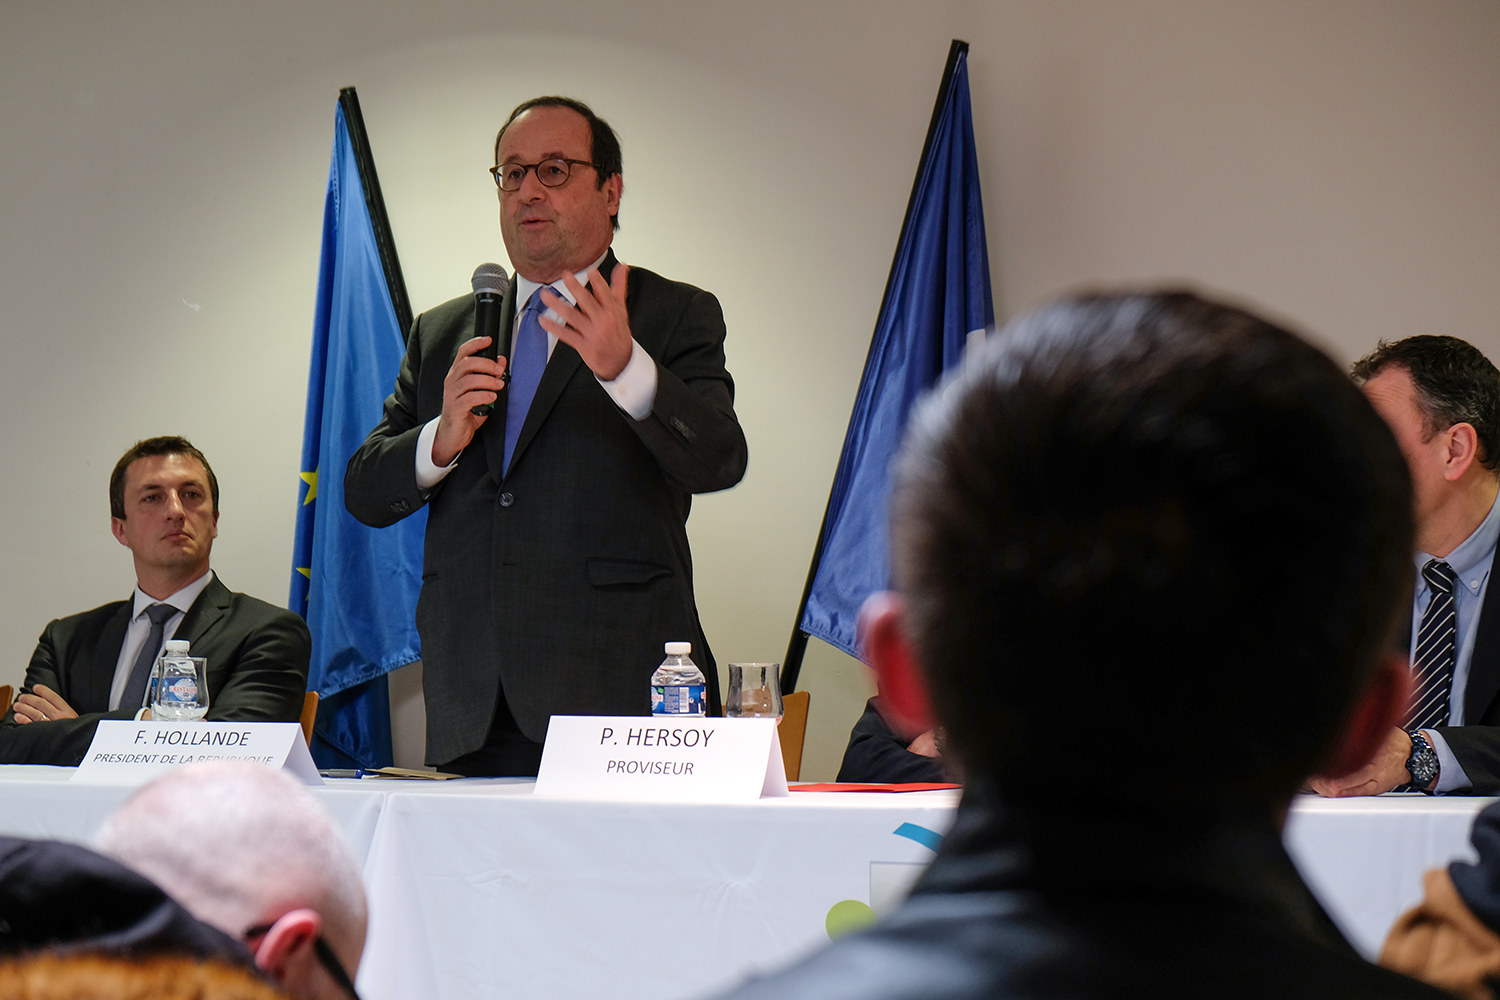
left=120, top=603, right=178, bottom=710
left=1406, top=559, right=1458, bottom=731
left=503, top=287, right=550, bottom=475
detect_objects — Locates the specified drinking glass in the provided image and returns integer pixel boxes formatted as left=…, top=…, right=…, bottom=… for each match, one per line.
left=152, top=656, right=210, bottom=722
left=725, top=663, right=783, bottom=719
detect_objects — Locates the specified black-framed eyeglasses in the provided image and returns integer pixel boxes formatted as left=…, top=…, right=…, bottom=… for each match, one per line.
left=245, top=923, right=360, bottom=1000
left=489, top=158, right=596, bottom=191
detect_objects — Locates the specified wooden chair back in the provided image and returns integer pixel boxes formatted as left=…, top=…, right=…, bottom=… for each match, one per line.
left=778, top=690, right=810, bottom=782
left=0, top=684, right=12, bottom=718
left=300, top=691, right=319, bottom=748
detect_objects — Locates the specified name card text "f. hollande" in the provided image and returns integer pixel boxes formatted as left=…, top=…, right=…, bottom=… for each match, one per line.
left=534, top=716, right=789, bottom=802
left=72, top=721, right=322, bottom=786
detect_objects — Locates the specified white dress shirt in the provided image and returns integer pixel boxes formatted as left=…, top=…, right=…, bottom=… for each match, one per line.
left=107, top=569, right=214, bottom=711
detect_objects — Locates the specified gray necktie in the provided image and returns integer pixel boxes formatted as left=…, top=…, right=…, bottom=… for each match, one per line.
left=120, top=603, right=178, bottom=710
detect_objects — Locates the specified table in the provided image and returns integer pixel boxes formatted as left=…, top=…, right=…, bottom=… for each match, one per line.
left=1283, top=793, right=1492, bottom=957
left=356, top=783, right=957, bottom=999
left=0, top=765, right=1491, bottom=998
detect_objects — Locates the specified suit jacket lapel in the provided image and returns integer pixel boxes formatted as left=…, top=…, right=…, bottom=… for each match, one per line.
left=1466, top=584, right=1500, bottom=724
left=506, top=344, right=583, bottom=477
left=176, top=576, right=230, bottom=648
left=482, top=276, right=520, bottom=485
left=503, top=251, right=618, bottom=479
left=84, top=601, right=134, bottom=711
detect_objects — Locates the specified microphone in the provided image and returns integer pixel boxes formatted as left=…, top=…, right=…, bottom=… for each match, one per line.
left=469, top=262, right=509, bottom=417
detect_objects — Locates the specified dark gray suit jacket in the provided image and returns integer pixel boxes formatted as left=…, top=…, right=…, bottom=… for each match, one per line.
left=344, top=254, right=747, bottom=763
left=1434, top=580, right=1500, bottom=792
left=0, top=575, right=311, bottom=766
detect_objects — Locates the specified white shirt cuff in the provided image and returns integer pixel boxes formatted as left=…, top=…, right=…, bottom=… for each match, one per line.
left=415, top=417, right=460, bottom=490
left=1426, top=729, right=1471, bottom=793
left=598, top=339, right=657, bottom=421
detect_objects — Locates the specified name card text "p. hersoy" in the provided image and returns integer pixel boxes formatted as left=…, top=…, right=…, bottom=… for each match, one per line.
left=534, top=716, right=788, bottom=802
left=71, top=721, right=322, bottom=786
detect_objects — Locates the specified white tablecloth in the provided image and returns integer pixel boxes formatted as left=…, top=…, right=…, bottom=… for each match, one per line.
left=0, top=765, right=1492, bottom=998
left=355, top=782, right=957, bottom=1000
left=1283, top=793, right=1493, bottom=957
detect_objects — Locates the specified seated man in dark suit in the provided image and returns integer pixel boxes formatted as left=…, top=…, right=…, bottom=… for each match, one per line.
left=1314, top=337, right=1500, bottom=795
left=836, top=698, right=948, bottom=783
left=0, top=436, right=311, bottom=766
left=710, top=291, right=1448, bottom=1000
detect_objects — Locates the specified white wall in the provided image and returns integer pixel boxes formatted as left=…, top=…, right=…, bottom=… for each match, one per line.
left=1, top=1, right=1496, bottom=778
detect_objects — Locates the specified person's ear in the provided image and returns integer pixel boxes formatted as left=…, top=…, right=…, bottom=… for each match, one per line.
left=250, top=909, right=322, bottom=986
left=1319, top=651, right=1411, bottom=779
left=858, top=591, right=934, bottom=736
left=110, top=517, right=129, bottom=547
left=603, top=172, right=623, bottom=217
left=1445, top=422, right=1480, bottom=482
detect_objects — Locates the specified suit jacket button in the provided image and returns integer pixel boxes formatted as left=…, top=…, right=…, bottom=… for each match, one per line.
left=499, top=492, right=514, bottom=507
left=391, top=498, right=410, bottom=513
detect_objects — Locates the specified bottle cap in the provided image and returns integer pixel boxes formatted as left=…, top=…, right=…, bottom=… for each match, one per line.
left=664, top=641, right=691, bottom=655
left=163, top=639, right=191, bottom=653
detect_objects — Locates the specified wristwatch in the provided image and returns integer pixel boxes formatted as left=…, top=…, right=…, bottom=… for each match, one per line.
left=1406, top=730, right=1440, bottom=791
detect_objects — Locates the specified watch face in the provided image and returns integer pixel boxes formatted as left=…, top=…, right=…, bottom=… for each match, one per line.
left=1408, top=736, right=1440, bottom=787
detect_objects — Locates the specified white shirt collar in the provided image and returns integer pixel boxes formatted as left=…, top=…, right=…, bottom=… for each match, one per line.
left=131, top=569, right=214, bottom=619
left=515, top=249, right=611, bottom=313
left=1417, top=493, right=1500, bottom=596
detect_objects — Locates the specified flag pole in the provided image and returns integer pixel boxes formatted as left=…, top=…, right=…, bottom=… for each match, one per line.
left=337, top=87, right=413, bottom=335
left=781, top=39, right=970, bottom=694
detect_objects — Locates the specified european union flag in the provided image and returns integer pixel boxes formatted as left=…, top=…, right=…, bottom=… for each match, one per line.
left=795, top=42, right=994, bottom=667
left=291, top=91, right=423, bottom=768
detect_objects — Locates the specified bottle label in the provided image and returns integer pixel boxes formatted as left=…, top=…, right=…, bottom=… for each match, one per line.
left=160, top=676, right=199, bottom=704
left=651, top=684, right=705, bottom=715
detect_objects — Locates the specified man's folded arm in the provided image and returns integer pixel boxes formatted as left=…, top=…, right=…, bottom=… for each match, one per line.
left=0, top=626, right=134, bottom=765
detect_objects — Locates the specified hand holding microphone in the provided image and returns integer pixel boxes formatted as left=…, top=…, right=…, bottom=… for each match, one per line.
left=432, top=263, right=510, bottom=468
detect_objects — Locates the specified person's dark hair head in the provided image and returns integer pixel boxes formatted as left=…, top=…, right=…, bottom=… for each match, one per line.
left=1350, top=335, right=1500, bottom=473
left=495, top=96, right=623, bottom=232
left=109, top=437, right=219, bottom=519
left=891, top=291, right=1414, bottom=809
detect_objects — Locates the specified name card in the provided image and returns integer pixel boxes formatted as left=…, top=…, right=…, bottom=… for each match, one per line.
left=534, top=716, right=789, bottom=802
left=72, top=721, right=322, bottom=786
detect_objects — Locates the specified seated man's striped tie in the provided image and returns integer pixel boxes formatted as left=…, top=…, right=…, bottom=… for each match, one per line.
left=1407, top=559, right=1458, bottom=731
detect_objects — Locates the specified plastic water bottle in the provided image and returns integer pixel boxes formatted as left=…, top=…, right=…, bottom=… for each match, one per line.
left=651, top=641, right=706, bottom=716
left=152, top=640, right=203, bottom=721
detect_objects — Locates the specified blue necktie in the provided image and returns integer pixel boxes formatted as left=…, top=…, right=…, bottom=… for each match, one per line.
left=504, top=287, right=550, bottom=474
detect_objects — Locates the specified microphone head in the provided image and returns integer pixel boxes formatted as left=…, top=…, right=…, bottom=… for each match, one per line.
left=471, top=262, right=509, bottom=296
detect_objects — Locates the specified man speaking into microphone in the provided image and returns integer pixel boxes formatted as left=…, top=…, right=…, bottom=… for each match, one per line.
left=345, top=96, right=747, bottom=777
